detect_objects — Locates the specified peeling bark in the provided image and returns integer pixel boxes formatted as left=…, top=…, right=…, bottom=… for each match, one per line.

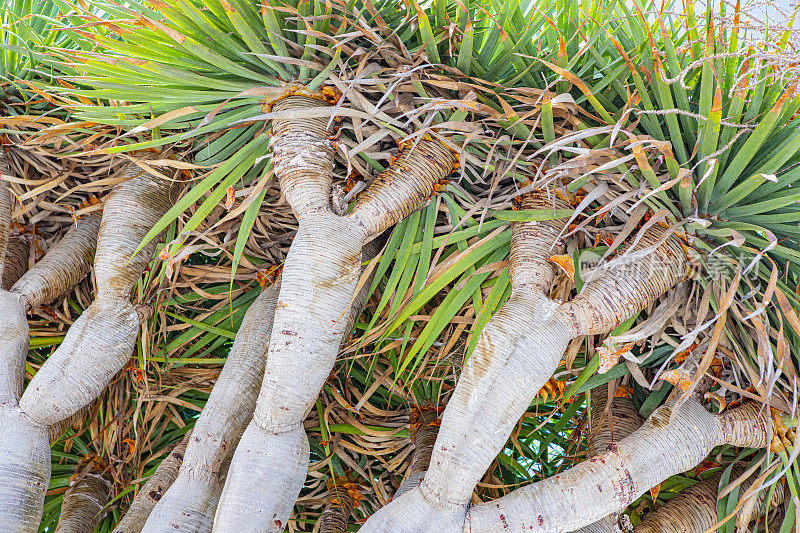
left=113, top=433, right=192, bottom=533
left=361, top=193, right=688, bottom=533
left=55, top=469, right=113, bottom=533
left=213, top=95, right=455, bottom=532
left=463, top=401, right=771, bottom=532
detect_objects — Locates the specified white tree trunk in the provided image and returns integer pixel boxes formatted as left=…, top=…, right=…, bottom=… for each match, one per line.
left=213, top=95, right=455, bottom=532
left=463, top=401, right=771, bottom=532
left=361, top=198, right=688, bottom=533
left=0, top=215, right=100, bottom=532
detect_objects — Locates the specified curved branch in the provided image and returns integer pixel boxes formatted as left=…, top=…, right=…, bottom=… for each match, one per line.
left=361, top=195, right=688, bottom=533
left=574, top=385, right=644, bottom=533
left=634, top=463, right=785, bottom=533
left=12, top=216, right=100, bottom=313
left=464, top=401, right=771, bottom=532
left=0, top=214, right=101, bottom=532
left=20, top=166, right=176, bottom=426
left=54, top=469, right=113, bottom=533
left=318, top=475, right=362, bottom=533
left=140, top=280, right=282, bottom=531
left=214, top=95, right=455, bottom=532
left=2, top=235, right=28, bottom=290
left=395, top=405, right=442, bottom=499
left=0, top=168, right=12, bottom=282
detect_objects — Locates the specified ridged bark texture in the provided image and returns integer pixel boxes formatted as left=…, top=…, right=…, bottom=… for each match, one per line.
left=361, top=194, right=688, bottom=533
left=319, top=477, right=360, bottom=533
left=3, top=235, right=29, bottom=290
left=12, top=216, right=100, bottom=311
left=54, top=470, right=113, bottom=533
left=565, top=229, right=687, bottom=336
left=634, top=473, right=719, bottom=533
left=0, top=216, right=101, bottom=407
left=395, top=406, right=441, bottom=499
left=20, top=167, right=175, bottom=426
left=400, top=192, right=571, bottom=519
left=146, top=243, right=380, bottom=532
left=585, top=387, right=644, bottom=463
left=574, top=386, right=644, bottom=533
left=463, top=401, right=771, bottom=532
left=0, top=166, right=12, bottom=282
left=634, top=463, right=785, bottom=532
left=49, top=407, right=87, bottom=444
left=113, top=433, right=192, bottom=533
left=0, top=291, right=28, bottom=407
left=213, top=95, right=455, bottom=533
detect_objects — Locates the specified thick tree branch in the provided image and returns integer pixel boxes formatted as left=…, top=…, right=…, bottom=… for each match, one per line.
left=573, top=385, right=644, bottom=533
left=361, top=193, right=688, bottom=533
left=464, top=401, right=771, bottom=532
left=214, top=94, right=455, bottom=532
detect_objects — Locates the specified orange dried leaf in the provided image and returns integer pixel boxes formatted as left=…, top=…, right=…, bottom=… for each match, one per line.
left=597, top=340, right=634, bottom=374
left=225, top=186, right=236, bottom=210
left=650, top=483, right=660, bottom=502
left=660, top=368, right=692, bottom=391
left=549, top=254, right=575, bottom=283
left=704, top=391, right=726, bottom=412
left=122, top=438, right=136, bottom=459
left=614, top=385, right=633, bottom=398
left=693, top=460, right=722, bottom=475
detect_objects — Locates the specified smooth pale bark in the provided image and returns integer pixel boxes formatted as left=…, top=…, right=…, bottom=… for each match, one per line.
left=0, top=405, right=51, bottom=532
left=0, top=216, right=100, bottom=533
left=114, top=433, right=192, bottom=533
left=213, top=95, right=455, bottom=532
left=54, top=470, right=113, bottom=533
left=20, top=166, right=176, bottom=425
left=573, top=386, right=644, bottom=533
left=395, top=406, right=441, bottom=499
left=634, top=464, right=785, bottom=533
left=143, top=241, right=380, bottom=532
left=361, top=194, right=688, bottom=532
left=463, top=401, right=771, bottom=532
left=140, top=282, right=282, bottom=532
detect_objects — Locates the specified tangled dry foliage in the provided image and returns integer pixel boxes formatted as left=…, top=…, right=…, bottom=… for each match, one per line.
left=4, top=63, right=594, bottom=530
left=4, top=0, right=800, bottom=530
